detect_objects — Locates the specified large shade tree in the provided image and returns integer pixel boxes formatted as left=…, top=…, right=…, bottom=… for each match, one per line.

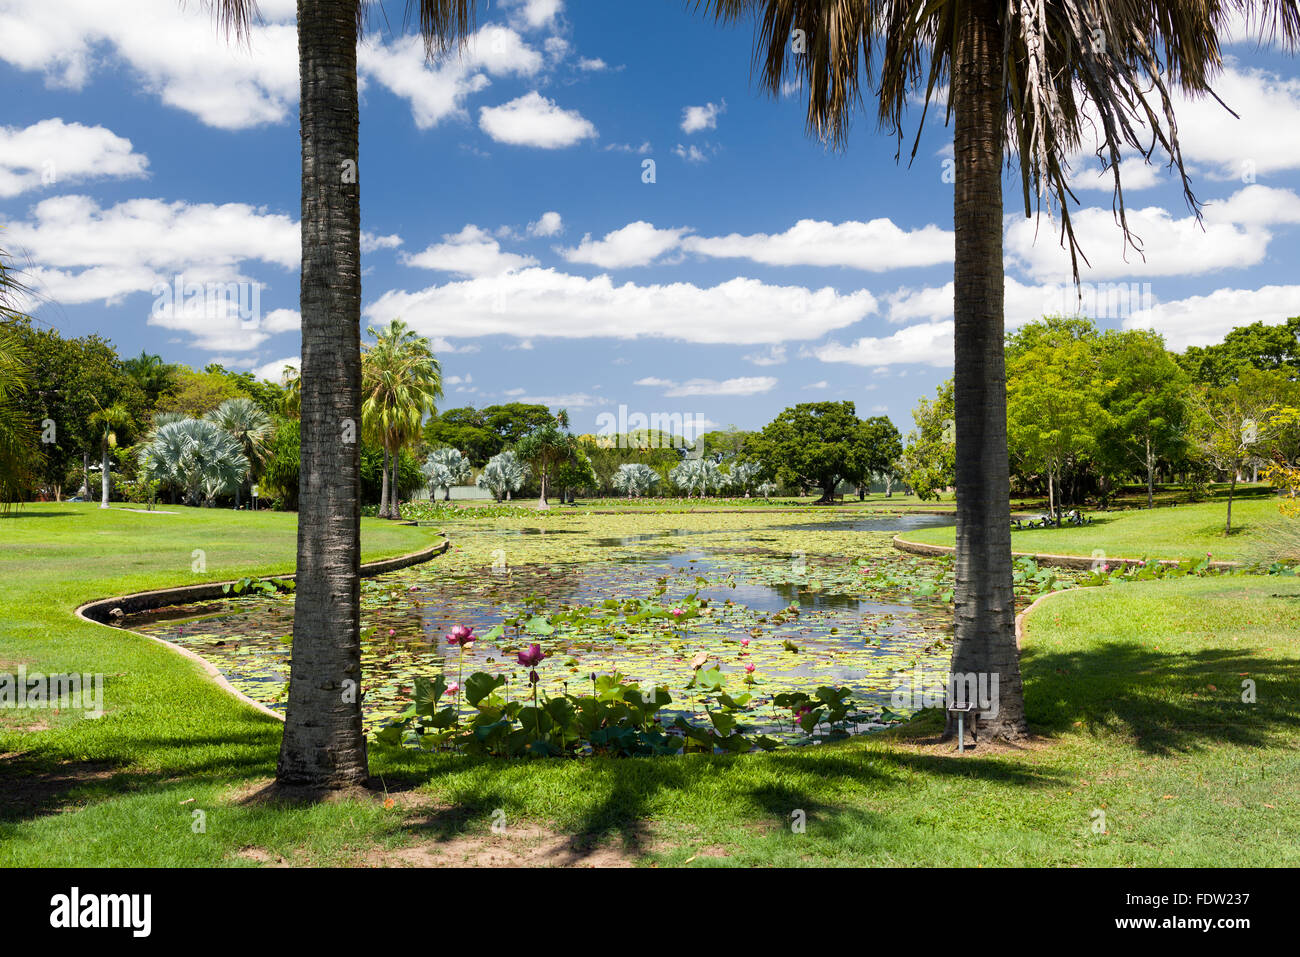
left=208, top=0, right=478, bottom=788
left=701, top=0, right=1300, bottom=741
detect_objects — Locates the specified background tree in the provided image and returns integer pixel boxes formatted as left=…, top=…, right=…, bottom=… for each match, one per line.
left=899, top=379, right=956, bottom=502
left=476, top=449, right=528, bottom=501
left=123, top=352, right=179, bottom=408
left=361, top=318, right=442, bottom=519
left=1180, top=317, right=1300, bottom=387
left=422, top=446, right=471, bottom=500
left=700, top=0, right=1300, bottom=742
left=747, top=401, right=872, bottom=503
left=846, top=415, right=903, bottom=500
left=1192, top=368, right=1300, bottom=534
left=516, top=415, right=576, bottom=509
left=208, top=397, right=273, bottom=508
left=1098, top=329, right=1191, bottom=508
left=139, top=418, right=250, bottom=506
left=89, top=400, right=132, bottom=508
left=612, top=462, right=660, bottom=498
left=0, top=324, right=40, bottom=506
left=1005, top=317, right=1104, bottom=522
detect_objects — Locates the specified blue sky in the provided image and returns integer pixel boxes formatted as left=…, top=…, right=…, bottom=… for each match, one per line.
left=2, top=0, right=1299, bottom=440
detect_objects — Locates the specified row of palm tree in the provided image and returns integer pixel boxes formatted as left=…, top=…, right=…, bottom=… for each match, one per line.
left=198, top=0, right=1300, bottom=787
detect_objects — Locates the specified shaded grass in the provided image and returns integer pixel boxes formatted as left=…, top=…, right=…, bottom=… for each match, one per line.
left=1, top=506, right=1298, bottom=866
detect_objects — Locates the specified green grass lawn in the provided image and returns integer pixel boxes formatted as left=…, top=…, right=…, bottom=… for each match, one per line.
left=905, top=497, right=1287, bottom=562
left=2, top=504, right=1297, bottom=866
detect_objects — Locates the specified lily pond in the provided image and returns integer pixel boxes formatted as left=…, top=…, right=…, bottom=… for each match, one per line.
left=127, top=509, right=1072, bottom=753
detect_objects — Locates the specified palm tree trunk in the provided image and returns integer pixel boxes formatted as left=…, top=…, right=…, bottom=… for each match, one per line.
left=379, top=446, right=391, bottom=519
left=100, top=444, right=110, bottom=508
left=945, top=0, right=1028, bottom=743
left=277, top=0, right=368, bottom=789
left=390, top=449, right=402, bottom=520
left=82, top=451, right=90, bottom=499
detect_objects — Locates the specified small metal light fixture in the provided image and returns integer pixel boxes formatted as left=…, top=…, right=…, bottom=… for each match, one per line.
left=251, top=484, right=259, bottom=512
left=948, top=701, right=975, bottom=753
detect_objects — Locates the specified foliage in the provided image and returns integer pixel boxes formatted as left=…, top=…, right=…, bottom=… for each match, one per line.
left=611, top=462, right=660, bottom=497
left=139, top=417, right=250, bottom=506
left=423, top=446, right=472, bottom=500
left=746, top=401, right=891, bottom=502
left=475, top=450, right=529, bottom=501
left=904, top=379, right=956, bottom=504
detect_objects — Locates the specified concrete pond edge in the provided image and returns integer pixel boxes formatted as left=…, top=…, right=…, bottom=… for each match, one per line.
left=73, top=535, right=451, bottom=722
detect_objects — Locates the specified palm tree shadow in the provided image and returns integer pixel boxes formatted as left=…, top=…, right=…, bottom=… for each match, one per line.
left=1022, top=640, right=1297, bottom=756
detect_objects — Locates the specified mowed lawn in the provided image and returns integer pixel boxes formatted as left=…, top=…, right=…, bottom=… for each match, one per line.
left=1, top=504, right=1298, bottom=866
left=906, top=497, right=1287, bottom=562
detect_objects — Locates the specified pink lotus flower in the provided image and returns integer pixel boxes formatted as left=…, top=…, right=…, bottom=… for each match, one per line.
left=446, top=681, right=460, bottom=695
left=516, top=643, right=546, bottom=667
left=446, top=624, right=475, bottom=646
left=745, top=664, right=755, bottom=674
left=387, top=628, right=396, bottom=637
left=740, top=638, right=750, bottom=648
left=670, top=607, right=685, bottom=618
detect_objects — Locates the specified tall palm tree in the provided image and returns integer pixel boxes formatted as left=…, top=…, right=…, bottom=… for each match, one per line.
left=362, top=318, right=443, bottom=519
left=208, top=397, right=273, bottom=507
left=700, top=1, right=1300, bottom=741
left=207, top=1, right=477, bottom=788
left=89, top=400, right=132, bottom=509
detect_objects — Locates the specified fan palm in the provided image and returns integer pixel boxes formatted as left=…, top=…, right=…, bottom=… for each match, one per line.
left=699, top=0, right=1300, bottom=741
left=362, top=318, right=443, bottom=519
left=423, top=446, right=471, bottom=500
left=140, top=418, right=250, bottom=507
left=670, top=457, right=723, bottom=497
left=205, top=1, right=477, bottom=788
left=475, top=450, right=528, bottom=501
left=612, top=462, right=661, bottom=498
left=207, top=397, right=273, bottom=507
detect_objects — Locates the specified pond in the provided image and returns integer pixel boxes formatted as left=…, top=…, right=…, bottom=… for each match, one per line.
left=126, top=510, right=968, bottom=745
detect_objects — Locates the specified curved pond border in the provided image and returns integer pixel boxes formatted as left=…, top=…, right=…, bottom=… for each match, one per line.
left=891, top=534, right=1240, bottom=572
left=73, top=534, right=451, bottom=722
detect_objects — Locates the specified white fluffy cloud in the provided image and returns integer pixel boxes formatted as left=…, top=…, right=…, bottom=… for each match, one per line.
left=7, top=194, right=298, bottom=306
left=0, top=2, right=573, bottom=133
left=0, top=118, right=148, bottom=197
left=527, top=211, right=564, bottom=237
left=365, top=269, right=877, bottom=345
left=810, top=322, right=956, bottom=368
left=0, top=0, right=299, bottom=129
left=557, top=217, right=953, bottom=271
left=635, top=376, right=776, bottom=397
left=561, top=222, right=690, bottom=269
left=681, top=101, right=724, bottom=134
left=505, top=0, right=565, bottom=31
left=684, top=218, right=953, bottom=271
left=1004, top=186, right=1300, bottom=282
left=255, top=355, right=300, bottom=383
left=479, top=91, right=597, bottom=148
left=1124, top=285, right=1300, bottom=351
left=402, top=225, right=538, bottom=277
